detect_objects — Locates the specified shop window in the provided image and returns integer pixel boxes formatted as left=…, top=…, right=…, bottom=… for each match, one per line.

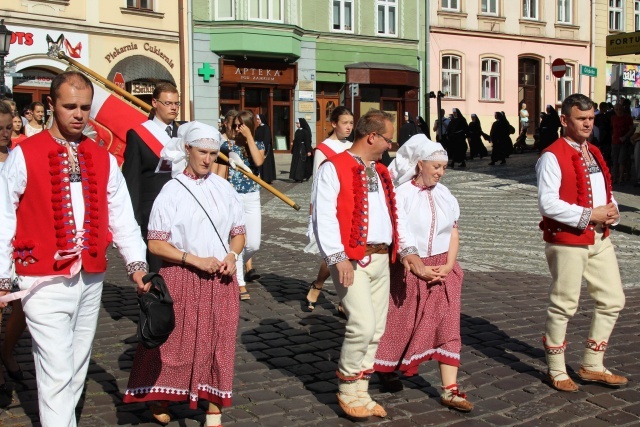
left=556, top=64, right=573, bottom=103
left=523, top=0, right=538, bottom=20
left=635, top=0, right=640, bottom=31
left=361, top=87, right=382, bottom=102
left=441, top=0, right=459, bottom=12
left=442, top=55, right=461, bottom=98
left=220, top=87, right=240, bottom=100
left=377, top=0, right=397, bottom=37
left=481, top=58, right=500, bottom=101
left=333, top=0, right=354, bottom=32
left=273, top=89, right=290, bottom=102
left=481, top=0, right=498, bottom=15
left=558, top=0, right=571, bottom=24
left=249, top=0, right=284, bottom=22
left=127, top=0, right=153, bottom=10
left=216, top=0, right=235, bottom=19
left=609, top=0, right=624, bottom=31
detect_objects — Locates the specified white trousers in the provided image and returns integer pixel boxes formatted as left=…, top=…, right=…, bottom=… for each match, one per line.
left=19, top=271, right=104, bottom=427
left=330, top=254, right=390, bottom=377
left=236, top=191, right=262, bottom=286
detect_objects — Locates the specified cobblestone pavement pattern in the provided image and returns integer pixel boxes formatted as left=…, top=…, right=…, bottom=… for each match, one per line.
left=1, top=152, right=639, bottom=426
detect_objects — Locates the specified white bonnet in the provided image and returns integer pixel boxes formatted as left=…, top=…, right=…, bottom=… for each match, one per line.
left=388, top=134, right=448, bottom=187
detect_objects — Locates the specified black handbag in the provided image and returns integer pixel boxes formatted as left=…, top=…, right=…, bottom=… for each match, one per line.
left=137, top=272, right=175, bottom=349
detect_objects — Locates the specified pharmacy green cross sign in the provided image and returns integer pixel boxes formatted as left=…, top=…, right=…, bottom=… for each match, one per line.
left=198, top=63, right=215, bottom=82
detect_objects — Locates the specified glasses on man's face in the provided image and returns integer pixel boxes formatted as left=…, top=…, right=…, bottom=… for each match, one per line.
left=25, top=111, right=33, bottom=116
left=374, top=133, right=393, bottom=145
left=155, top=99, right=181, bottom=108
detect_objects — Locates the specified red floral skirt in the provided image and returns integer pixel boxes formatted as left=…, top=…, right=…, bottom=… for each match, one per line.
left=374, top=252, right=463, bottom=376
left=123, top=264, right=239, bottom=409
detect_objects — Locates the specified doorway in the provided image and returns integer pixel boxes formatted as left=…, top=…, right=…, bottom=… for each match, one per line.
left=316, top=95, right=339, bottom=142
left=518, top=57, right=541, bottom=135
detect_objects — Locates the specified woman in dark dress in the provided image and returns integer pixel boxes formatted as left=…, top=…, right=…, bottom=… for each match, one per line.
left=539, top=105, right=561, bottom=152
left=447, top=108, right=469, bottom=168
left=289, top=118, right=312, bottom=182
left=467, top=114, right=489, bottom=160
left=255, top=114, right=277, bottom=183
left=489, top=112, right=515, bottom=165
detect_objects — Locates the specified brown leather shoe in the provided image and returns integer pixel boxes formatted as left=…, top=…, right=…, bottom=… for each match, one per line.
left=578, top=367, right=628, bottom=387
left=440, top=385, right=473, bottom=412
left=336, top=393, right=372, bottom=419
left=547, top=372, right=579, bottom=392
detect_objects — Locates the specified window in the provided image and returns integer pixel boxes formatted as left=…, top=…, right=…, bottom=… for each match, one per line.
left=377, top=0, right=397, bottom=36
left=216, top=0, right=234, bottom=19
left=523, top=0, right=538, bottom=20
left=481, top=58, right=500, bottom=100
left=481, top=0, right=498, bottom=15
left=333, top=0, right=354, bottom=31
left=609, top=0, right=624, bottom=31
left=441, top=0, right=459, bottom=12
left=557, top=65, right=573, bottom=103
left=127, top=0, right=153, bottom=10
left=558, top=0, right=571, bottom=24
left=442, top=55, right=461, bottom=98
left=249, top=0, right=283, bottom=22
left=635, top=1, right=640, bottom=31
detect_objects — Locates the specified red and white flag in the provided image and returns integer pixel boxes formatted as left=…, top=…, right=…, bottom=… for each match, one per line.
left=89, top=83, right=147, bottom=165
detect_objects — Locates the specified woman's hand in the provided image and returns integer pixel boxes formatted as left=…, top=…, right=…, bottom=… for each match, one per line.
left=432, top=264, right=454, bottom=278
left=217, top=254, right=237, bottom=276
left=237, top=124, right=254, bottom=143
left=193, top=256, right=223, bottom=274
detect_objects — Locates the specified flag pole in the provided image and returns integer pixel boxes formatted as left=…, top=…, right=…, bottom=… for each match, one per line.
left=57, top=52, right=301, bottom=211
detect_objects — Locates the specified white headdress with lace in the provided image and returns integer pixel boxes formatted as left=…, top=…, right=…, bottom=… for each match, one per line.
left=388, top=134, right=448, bottom=187
left=160, top=121, right=222, bottom=178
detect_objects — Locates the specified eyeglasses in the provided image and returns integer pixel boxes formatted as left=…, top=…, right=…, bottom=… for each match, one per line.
left=24, top=111, right=33, bottom=116
left=233, top=123, right=243, bottom=129
left=374, top=133, right=393, bottom=145
left=155, top=99, right=181, bottom=107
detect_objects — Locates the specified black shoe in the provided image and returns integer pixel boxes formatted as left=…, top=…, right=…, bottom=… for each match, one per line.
left=0, top=383, right=11, bottom=408
left=376, top=372, right=404, bottom=392
left=499, top=160, right=506, bottom=165
left=244, top=268, right=261, bottom=282
left=488, top=162, right=496, bottom=165
left=460, top=162, right=466, bottom=167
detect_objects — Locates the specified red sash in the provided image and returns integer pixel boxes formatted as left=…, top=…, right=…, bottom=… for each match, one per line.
left=133, top=123, right=165, bottom=158
left=315, top=143, right=337, bottom=159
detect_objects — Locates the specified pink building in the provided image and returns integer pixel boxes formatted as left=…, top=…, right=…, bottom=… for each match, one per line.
left=428, top=0, right=593, bottom=134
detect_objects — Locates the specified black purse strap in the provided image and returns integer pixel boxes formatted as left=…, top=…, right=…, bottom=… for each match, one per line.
left=172, top=177, right=229, bottom=253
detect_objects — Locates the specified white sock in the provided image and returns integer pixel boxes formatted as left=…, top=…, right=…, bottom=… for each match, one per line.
left=582, top=347, right=611, bottom=374
left=547, top=352, right=570, bottom=381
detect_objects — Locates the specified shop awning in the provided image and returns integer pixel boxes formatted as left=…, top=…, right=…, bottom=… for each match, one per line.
left=106, top=54, right=175, bottom=85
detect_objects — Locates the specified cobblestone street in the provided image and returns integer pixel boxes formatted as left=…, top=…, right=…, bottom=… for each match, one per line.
left=1, top=152, right=639, bottom=426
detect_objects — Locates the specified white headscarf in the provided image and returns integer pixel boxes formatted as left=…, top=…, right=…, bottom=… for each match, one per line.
left=388, top=134, right=448, bottom=187
left=160, top=121, right=222, bottom=178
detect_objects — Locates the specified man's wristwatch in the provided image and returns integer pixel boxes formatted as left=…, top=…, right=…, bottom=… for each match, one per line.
left=228, top=251, right=240, bottom=261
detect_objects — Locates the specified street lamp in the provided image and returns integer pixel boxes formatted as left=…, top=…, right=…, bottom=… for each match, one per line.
left=0, top=19, right=13, bottom=97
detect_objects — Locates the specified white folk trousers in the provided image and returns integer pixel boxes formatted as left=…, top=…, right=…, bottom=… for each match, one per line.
left=19, top=271, right=104, bottom=427
left=330, top=254, right=390, bottom=377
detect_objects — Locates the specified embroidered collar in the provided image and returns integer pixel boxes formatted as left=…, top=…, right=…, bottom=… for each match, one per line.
left=411, top=179, right=436, bottom=191
left=53, top=136, right=80, bottom=147
left=182, top=169, right=210, bottom=182
left=563, top=138, right=587, bottom=152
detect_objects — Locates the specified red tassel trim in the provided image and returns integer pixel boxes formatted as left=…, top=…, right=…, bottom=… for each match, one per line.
left=349, top=164, right=367, bottom=249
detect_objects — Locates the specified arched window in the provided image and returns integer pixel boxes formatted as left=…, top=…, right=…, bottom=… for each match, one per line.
left=556, top=64, right=573, bottom=103
left=481, top=58, right=500, bottom=100
left=442, top=55, right=461, bottom=98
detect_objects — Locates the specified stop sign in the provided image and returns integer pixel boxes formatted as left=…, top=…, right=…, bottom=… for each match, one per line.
left=551, top=58, right=567, bottom=78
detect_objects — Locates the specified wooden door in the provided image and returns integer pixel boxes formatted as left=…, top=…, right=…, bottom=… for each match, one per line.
left=316, top=95, right=339, bottom=142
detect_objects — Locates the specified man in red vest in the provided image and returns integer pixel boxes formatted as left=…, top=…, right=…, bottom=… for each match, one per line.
left=536, top=93, right=627, bottom=393
left=0, top=71, right=149, bottom=426
left=123, top=82, right=180, bottom=272
left=312, top=109, right=423, bottom=419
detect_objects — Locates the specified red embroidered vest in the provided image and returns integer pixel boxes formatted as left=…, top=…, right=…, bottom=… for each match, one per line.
left=329, top=151, right=399, bottom=262
left=14, top=131, right=112, bottom=275
left=539, top=138, right=613, bottom=245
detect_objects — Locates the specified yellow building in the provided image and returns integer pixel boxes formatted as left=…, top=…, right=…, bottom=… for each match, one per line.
left=1, top=1, right=187, bottom=118
left=594, top=0, right=640, bottom=103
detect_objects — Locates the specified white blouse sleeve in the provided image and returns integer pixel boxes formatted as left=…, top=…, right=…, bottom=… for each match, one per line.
left=229, top=187, right=246, bottom=237
left=312, top=162, right=345, bottom=265
left=395, top=186, right=419, bottom=259
left=147, top=185, right=176, bottom=241
left=0, top=148, right=27, bottom=288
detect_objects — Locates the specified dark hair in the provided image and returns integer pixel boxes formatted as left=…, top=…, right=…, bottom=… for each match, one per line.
left=354, top=109, right=394, bottom=140
left=561, top=94, right=595, bottom=116
left=50, top=71, right=94, bottom=104
left=0, top=100, right=12, bottom=116
left=28, top=101, right=45, bottom=112
left=222, top=109, right=239, bottom=135
left=327, top=106, right=353, bottom=136
left=235, top=110, right=255, bottom=133
left=152, top=82, right=178, bottom=99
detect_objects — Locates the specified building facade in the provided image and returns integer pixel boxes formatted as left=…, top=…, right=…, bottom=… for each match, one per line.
left=428, top=0, right=593, bottom=132
left=594, top=0, right=640, bottom=104
left=2, top=1, right=184, bottom=118
left=191, top=0, right=425, bottom=149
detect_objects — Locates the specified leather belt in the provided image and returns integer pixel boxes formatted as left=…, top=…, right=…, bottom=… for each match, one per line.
left=364, top=243, right=389, bottom=255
